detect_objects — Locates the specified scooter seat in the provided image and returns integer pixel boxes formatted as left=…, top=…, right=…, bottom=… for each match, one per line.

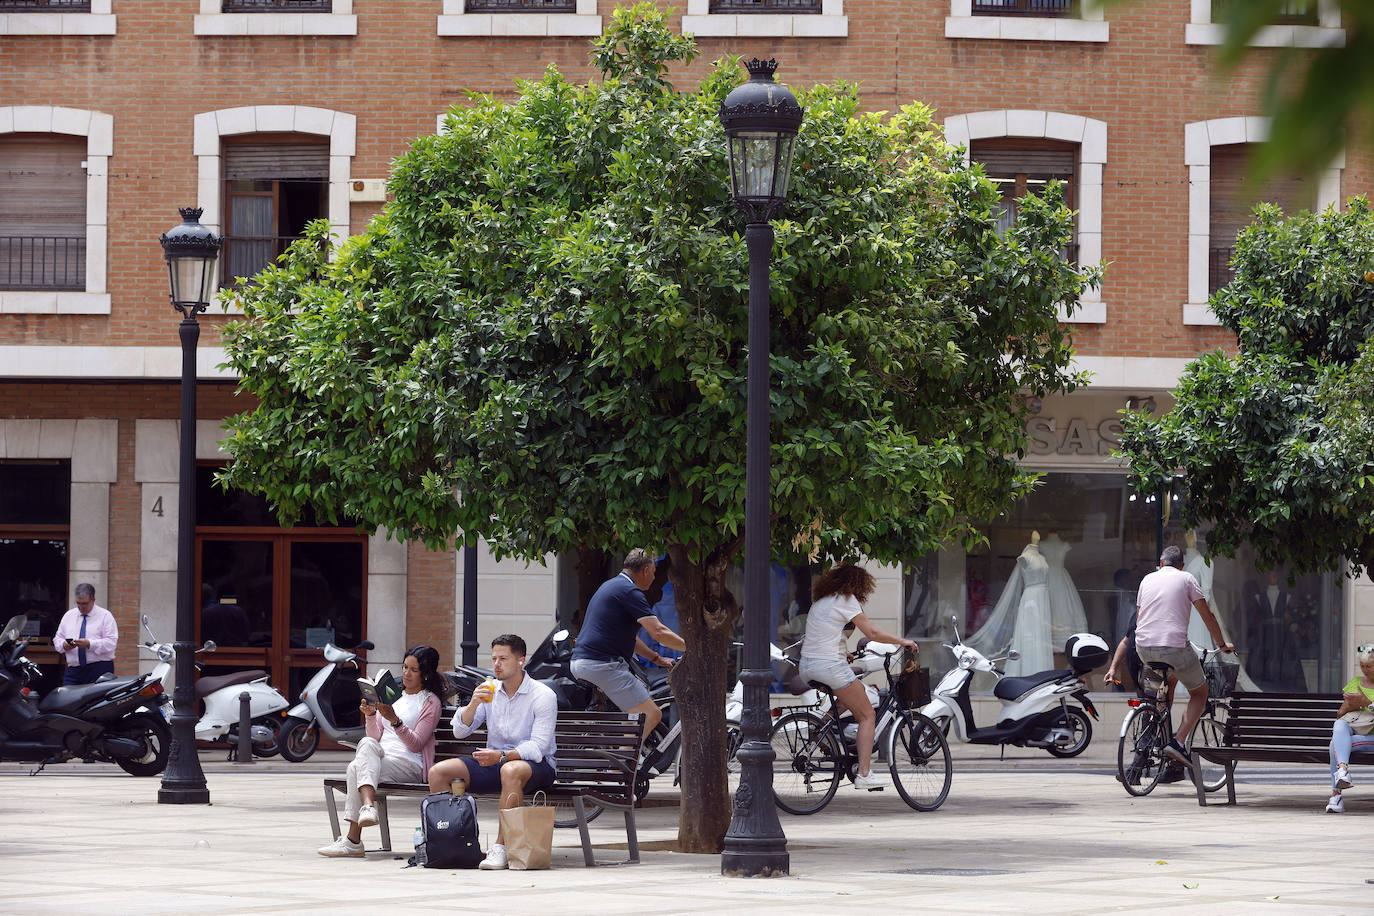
left=993, top=669, right=1069, bottom=701
left=38, top=677, right=142, bottom=713
left=196, top=669, right=267, bottom=698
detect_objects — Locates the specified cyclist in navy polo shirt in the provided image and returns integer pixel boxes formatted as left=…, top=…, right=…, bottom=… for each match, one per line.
left=572, top=549, right=686, bottom=739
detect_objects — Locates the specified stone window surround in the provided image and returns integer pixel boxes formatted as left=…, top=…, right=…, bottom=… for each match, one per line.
left=195, top=0, right=356, bottom=36
left=944, top=110, right=1108, bottom=324
left=0, top=106, right=113, bottom=315
left=0, top=418, right=118, bottom=608
left=1185, top=0, right=1344, bottom=47
left=438, top=0, right=601, bottom=37
left=681, top=0, right=847, bottom=39
left=1182, top=116, right=1343, bottom=326
left=132, top=419, right=409, bottom=673
left=0, top=0, right=115, bottom=35
left=193, top=104, right=356, bottom=308
left=946, top=0, right=1108, bottom=43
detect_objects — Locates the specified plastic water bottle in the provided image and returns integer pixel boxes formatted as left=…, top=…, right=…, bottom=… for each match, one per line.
left=413, top=826, right=423, bottom=848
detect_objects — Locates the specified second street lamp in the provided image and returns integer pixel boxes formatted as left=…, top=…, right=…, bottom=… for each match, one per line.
left=718, top=57, right=803, bottom=879
left=157, top=206, right=221, bottom=805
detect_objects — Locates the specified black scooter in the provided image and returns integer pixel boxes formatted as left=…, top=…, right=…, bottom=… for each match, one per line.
left=0, top=614, right=172, bottom=775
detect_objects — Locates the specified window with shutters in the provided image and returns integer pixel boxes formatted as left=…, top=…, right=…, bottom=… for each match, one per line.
left=970, top=139, right=1078, bottom=263
left=1208, top=144, right=1311, bottom=294
left=221, top=136, right=328, bottom=286
left=0, top=134, right=86, bottom=291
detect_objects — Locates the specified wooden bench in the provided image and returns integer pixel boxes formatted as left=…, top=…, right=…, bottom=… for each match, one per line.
left=324, top=710, right=644, bottom=865
left=1191, top=691, right=1374, bottom=806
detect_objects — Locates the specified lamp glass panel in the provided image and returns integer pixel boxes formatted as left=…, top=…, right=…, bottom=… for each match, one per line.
left=773, top=136, right=796, bottom=201
left=731, top=131, right=781, bottom=200
left=170, top=255, right=216, bottom=307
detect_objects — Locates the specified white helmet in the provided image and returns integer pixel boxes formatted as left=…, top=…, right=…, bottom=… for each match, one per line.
left=1064, top=632, right=1111, bottom=675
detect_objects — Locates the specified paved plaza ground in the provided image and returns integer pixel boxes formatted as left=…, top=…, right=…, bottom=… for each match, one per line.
left=2, top=736, right=1370, bottom=915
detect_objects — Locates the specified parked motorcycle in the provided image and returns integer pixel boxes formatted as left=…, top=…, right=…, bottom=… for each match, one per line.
left=0, top=614, right=171, bottom=775
left=919, top=617, right=1109, bottom=758
left=277, top=639, right=376, bottom=762
left=141, top=617, right=288, bottom=759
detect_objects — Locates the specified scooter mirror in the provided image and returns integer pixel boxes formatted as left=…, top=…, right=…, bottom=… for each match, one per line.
left=142, top=614, right=150, bottom=626
left=357, top=640, right=375, bottom=651
left=1007, top=649, right=1021, bottom=661
left=553, top=629, right=570, bottom=642
left=201, top=640, right=217, bottom=652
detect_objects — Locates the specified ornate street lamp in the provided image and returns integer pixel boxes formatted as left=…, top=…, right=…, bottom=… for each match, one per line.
left=157, top=207, right=220, bottom=805
left=718, top=57, right=802, bottom=879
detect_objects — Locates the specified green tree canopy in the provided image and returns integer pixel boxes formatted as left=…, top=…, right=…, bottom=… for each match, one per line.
left=219, top=4, right=1093, bottom=850
left=1119, top=197, right=1374, bottom=576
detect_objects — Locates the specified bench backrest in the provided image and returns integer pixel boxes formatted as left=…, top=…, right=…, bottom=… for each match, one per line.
left=435, top=709, right=644, bottom=806
left=1225, top=691, right=1340, bottom=750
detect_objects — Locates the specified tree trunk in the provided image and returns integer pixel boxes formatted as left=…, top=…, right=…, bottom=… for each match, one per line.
left=666, top=541, right=741, bottom=853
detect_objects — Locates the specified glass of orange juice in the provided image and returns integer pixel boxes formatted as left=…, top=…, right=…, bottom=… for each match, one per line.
left=480, top=678, right=497, bottom=702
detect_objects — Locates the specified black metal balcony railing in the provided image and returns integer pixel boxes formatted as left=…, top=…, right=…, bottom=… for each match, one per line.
left=972, top=0, right=1073, bottom=16
left=463, top=0, right=576, bottom=11
left=221, top=0, right=333, bottom=12
left=709, top=0, right=822, bottom=13
left=0, top=236, right=86, bottom=291
left=1209, top=246, right=1235, bottom=294
left=0, top=0, right=91, bottom=10
left=221, top=234, right=304, bottom=284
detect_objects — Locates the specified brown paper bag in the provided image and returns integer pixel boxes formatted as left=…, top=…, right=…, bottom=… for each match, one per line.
left=499, top=791, right=555, bottom=870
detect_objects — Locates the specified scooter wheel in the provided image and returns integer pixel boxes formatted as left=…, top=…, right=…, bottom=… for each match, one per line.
left=112, top=711, right=172, bottom=777
left=278, top=717, right=319, bottom=762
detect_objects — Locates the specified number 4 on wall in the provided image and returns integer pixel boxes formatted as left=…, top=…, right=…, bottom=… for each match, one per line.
left=151, top=496, right=164, bottom=517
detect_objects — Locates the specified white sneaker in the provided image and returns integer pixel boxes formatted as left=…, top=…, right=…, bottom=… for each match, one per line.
left=1336, top=765, right=1354, bottom=790
left=853, top=772, right=886, bottom=791
left=317, top=835, right=365, bottom=857
left=1326, top=793, right=1345, bottom=814
left=357, top=805, right=379, bottom=827
left=478, top=843, right=508, bottom=869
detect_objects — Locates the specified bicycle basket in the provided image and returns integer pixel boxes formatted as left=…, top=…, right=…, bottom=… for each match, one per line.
left=1204, top=654, right=1239, bottom=698
left=896, top=666, right=932, bottom=709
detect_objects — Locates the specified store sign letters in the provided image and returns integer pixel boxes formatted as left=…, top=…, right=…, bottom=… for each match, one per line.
left=1026, top=417, right=1124, bottom=456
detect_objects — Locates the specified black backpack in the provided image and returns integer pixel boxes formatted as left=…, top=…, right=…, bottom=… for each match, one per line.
left=415, top=792, right=483, bottom=869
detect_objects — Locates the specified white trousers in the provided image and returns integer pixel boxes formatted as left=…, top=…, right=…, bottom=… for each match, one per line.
left=343, top=736, right=423, bottom=823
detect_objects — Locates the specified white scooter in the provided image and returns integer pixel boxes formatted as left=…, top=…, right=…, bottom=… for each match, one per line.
left=141, top=615, right=290, bottom=758
left=920, top=617, right=1109, bottom=758
left=277, top=639, right=376, bottom=762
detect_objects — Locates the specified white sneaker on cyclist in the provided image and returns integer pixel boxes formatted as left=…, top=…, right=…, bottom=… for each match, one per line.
left=853, top=772, right=886, bottom=791
left=1336, top=764, right=1353, bottom=790
left=1326, top=793, right=1345, bottom=814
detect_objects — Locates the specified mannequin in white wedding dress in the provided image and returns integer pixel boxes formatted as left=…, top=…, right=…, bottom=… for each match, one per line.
left=1038, top=531, right=1088, bottom=648
left=967, top=531, right=1054, bottom=676
left=1183, top=530, right=1260, bottom=691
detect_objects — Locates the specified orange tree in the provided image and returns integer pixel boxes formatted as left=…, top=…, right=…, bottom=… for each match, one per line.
left=219, top=4, right=1092, bottom=851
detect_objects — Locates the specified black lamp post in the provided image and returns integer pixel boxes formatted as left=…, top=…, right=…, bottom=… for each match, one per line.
left=718, top=57, right=802, bottom=879
left=157, top=206, right=221, bottom=805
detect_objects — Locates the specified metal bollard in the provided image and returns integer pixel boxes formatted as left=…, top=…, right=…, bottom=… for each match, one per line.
left=235, top=691, right=254, bottom=765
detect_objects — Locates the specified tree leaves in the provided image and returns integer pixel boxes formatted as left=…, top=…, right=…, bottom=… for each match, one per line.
left=1119, top=197, right=1374, bottom=575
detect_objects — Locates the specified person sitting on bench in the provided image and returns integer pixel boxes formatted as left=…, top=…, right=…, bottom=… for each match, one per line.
left=1327, top=643, right=1374, bottom=813
left=428, top=634, right=558, bottom=870
left=319, top=645, right=450, bottom=858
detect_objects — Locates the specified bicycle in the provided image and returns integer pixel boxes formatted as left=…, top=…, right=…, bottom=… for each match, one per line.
left=769, top=641, right=953, bottom=814
left=1117, top=647, right=1235, bottom=797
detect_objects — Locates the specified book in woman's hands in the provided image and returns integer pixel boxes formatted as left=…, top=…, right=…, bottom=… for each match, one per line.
left=358, top=668, right=401, bottom=705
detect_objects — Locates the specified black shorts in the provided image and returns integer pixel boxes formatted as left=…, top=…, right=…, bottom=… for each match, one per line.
left=460, top=755, right=557, bottom=795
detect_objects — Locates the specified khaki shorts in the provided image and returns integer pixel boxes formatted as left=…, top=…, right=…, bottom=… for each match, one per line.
left=1136, top=644, right=1206, bottom=691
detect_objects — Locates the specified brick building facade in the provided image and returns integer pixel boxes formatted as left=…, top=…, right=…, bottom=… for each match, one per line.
left=2, top=0, right=1369, bottom=699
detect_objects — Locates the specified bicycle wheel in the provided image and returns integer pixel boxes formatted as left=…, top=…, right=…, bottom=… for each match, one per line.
left=1189, top=705, right=1230, bottom=793
left=888, top=711, right=953, bottom=812
left=1118, top=704, right=1165, bottom=797
left=770, top=711, right=844, bottom=815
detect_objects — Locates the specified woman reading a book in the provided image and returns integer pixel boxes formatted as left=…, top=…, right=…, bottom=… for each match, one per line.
left=319, top=645, right=451, bottom=857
